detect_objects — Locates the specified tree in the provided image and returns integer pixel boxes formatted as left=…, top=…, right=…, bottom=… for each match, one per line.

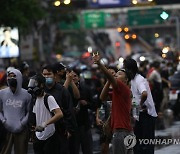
left=0, top=0, right=45, bottom=30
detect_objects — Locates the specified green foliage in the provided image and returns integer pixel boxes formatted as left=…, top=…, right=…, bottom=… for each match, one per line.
left=0, top=0, right=45, bottom=30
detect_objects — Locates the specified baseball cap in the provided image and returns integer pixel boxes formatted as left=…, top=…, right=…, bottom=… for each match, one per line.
left=53, top=62, right=66, bottom=72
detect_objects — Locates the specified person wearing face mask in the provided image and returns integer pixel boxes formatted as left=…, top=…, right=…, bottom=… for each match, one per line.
left=0, top=68, right=32, bottom=154
left=28, top=73, right=63, bottom=154
left=42, top=64, right=77, bottom=154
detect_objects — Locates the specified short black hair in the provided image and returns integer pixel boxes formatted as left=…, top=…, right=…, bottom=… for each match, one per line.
left=42, top=64, right=56, bottom=74
left=153, top=61, right=160, bottom=68
left=32, top=73, right=46, bottom=87
left=108, top=66, right=118, bottom=73
left=123, top=58, right=138, bottom=74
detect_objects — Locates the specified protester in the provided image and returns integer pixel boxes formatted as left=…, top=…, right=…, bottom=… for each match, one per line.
left=96, top=66, right=117, bottom=154
left=148, top=61, right=163, bottom=113
left=53, top=63, right=80, bottom=154
left=123, top=58, right=157, bottom=154
left=92, top=53, right=133, bottom=154
left=70, top=69, right=94, bottom=154
left=42, top=64, right=77, bottom=154
left=28, top=73, right=63, bottom=154
left=0, top=68, right=31, bottom=154
left=20, top=61, right=30, bottom=90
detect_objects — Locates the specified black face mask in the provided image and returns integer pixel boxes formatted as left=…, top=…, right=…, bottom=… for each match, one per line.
left=8, top=78, right=17, bottom=88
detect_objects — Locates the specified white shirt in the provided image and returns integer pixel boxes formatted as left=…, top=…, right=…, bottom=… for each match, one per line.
left=33, top=95, right=60, bottom=140
left=131, top=74, right=157, bottom=117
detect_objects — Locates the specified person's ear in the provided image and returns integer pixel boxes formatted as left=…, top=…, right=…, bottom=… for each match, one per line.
left=124, top=75, right=129, bottom=84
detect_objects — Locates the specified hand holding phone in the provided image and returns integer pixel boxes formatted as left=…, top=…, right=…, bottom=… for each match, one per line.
left=92, top=51, right=99, bottom=57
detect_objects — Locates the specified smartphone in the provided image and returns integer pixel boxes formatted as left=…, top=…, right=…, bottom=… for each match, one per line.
left=92, top=51, right=99, bottom=56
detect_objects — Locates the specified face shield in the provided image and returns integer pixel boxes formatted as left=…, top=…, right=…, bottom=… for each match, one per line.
left=28, top=78, right=39, bottom=89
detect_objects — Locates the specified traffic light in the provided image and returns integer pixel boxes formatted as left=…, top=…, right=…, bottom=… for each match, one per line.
left=115, top=41, right=121, bottom=47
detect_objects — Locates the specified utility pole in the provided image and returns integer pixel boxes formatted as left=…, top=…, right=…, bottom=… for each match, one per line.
left=172, top=16, right=180, bottom=51
left=166, top=16, right=180, bottom=51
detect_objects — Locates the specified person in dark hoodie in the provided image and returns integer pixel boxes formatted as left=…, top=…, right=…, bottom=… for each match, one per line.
left=0, top=68, right=31, bottom=154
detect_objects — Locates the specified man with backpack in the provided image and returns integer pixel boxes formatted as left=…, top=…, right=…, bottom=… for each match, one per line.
left=42, top=64, right=77, bottom=154
left=28, top=73, right=63, bottom=154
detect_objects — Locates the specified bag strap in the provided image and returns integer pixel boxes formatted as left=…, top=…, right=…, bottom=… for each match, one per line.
left=44, top=93, right=52, bottom=113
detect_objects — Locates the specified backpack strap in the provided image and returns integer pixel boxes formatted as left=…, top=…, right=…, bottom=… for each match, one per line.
left=44, top=93, right=52, bottom=114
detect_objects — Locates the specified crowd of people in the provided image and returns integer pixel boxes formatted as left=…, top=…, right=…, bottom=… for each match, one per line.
left=0, top=53, right=178, bottom=154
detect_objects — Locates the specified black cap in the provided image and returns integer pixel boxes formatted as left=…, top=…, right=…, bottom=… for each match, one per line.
left=53, top=62, right=66, bottom=72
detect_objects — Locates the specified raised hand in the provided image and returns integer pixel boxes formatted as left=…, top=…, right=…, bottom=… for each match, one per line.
left=66, top=71, right=73, bottom=82
left=92, top=52, right=100, bottom=64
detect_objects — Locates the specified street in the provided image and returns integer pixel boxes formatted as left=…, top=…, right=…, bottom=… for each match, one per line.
left=18, top=121, right=180, bottom=154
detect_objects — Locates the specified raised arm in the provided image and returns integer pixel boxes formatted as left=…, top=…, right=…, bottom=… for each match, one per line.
left=64, top=71, right=80, bottom=99
left=63, top=71, right=73, bottom=88
left=92, top=53, right=118, bottom=88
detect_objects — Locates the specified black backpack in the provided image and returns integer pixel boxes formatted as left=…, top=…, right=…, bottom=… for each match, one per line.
left=43, top=93, right=66, bottom=135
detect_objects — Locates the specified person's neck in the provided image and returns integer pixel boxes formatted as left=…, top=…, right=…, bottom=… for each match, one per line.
left=46, top=82, right=55, bottom=89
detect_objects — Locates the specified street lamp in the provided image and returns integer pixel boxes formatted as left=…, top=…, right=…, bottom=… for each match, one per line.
left=54, top=0, right=61, bottom=6
left=64, top=0, right=71, bottom=5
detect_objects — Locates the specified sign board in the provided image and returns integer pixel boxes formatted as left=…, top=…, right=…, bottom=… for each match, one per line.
left=128, top=8, right=164, bottom=26
left=89, top=0, right=131, bottom=8
left=59, top=15, right=81, bottom=30
left=0, top=27, right=19, bottom=58
left=84, top=12, right=105, bottom=28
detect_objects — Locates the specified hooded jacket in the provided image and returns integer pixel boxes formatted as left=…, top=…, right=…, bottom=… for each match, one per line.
left=0, top=69, right=31, bottom=133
